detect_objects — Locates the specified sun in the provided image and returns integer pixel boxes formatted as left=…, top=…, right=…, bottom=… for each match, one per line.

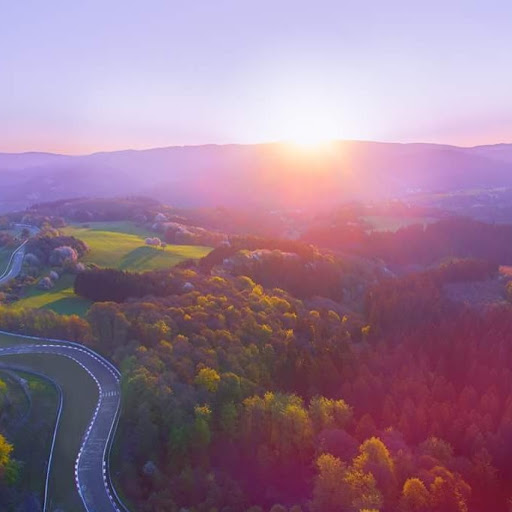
left=275, top=100, right=340, bottom=151
left=288, top=135, right=334, bottom=149
left=283, top=129, right=336, bottom=153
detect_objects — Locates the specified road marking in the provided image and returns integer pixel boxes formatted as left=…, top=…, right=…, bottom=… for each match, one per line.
left=0, top=341, right=126, bottom=512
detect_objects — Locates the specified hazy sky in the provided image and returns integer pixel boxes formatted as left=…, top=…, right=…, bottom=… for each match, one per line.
left=2, top=1, right=512, bottom=153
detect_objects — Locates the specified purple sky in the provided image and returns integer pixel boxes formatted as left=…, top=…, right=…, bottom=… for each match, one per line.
left=2, top=1, right=512, bottom=154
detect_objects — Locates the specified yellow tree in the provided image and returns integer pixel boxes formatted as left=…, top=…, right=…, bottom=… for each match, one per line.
left=399, top=478, right=431, bottom=512
left=429, top=466, right=471, bottom=512
left=194, top=367, right=221, bottom=392
left=0, top=434, right=14, bottom=481
left=343, top=466, right=383, bottom=511
left=0, top=434, right=12, bottom=468
left=309, top=396, right=353, bottom=432
left=312, top=453, right=347, bottom=512
left=353, top=437, right=397, bottom=504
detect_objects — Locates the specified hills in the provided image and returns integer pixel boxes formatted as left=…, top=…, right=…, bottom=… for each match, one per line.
left=1, top=141, right=512, bottom=212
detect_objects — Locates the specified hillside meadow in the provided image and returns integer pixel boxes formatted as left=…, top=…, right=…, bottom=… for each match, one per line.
left=11, top=222, right=212, bottom=316
left=61, top=222, right=211, bottom=270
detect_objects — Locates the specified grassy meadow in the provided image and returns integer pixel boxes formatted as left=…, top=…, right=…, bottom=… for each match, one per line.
left=61, top=222, right=211, bottom=271
left=12, top=274, right=92, bottom=316
left=12, top=221, right=211, bottom=316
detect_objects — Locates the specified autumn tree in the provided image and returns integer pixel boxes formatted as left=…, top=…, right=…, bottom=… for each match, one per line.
left=195, top=367, right=221, bottom=393
left=312, top=453, right=347, bottom=512
left=399, top=478, right=431, bottom=512
left=352, top=437, right=397, bottom=503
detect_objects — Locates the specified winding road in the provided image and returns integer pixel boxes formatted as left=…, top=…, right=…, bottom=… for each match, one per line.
left=0, top=240, right=27, bottom=285
left=0, top=224, right=127, bottom=511
left=0, top=223, right=40, bottom=286
left=0, top=338, right=125, bottom=511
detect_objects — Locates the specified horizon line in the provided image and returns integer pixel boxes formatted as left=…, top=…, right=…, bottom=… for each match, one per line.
left=1, top=138, right=511, bottom=158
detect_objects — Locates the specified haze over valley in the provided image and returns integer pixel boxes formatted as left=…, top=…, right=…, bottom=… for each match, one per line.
left=3, top=141, right=512, bottom=214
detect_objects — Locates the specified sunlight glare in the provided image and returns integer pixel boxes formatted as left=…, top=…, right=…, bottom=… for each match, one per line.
left=274, top=92, right=341, bottom=152
left=287, top=135, right=334, bottom=151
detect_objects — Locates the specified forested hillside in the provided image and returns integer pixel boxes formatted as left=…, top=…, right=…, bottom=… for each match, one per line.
left=1, top=215, right=512, bottom=511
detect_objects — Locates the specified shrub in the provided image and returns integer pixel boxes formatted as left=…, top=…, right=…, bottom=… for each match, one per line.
left=49, top=246, right=78, bottom=266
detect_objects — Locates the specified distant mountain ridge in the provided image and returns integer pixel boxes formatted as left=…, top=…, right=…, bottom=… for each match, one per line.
left=1, top=141, right=512, bottom=212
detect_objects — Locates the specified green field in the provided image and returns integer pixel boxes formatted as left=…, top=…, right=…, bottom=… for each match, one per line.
left=0, top=349, right=97, bottom=512
left=62, top=221, right=211, bottom=271
left=12, top=274, right=92, bottom=316
left=12, top=221, right=211, bottom=316
left=67, top=221, right=155, bottom=238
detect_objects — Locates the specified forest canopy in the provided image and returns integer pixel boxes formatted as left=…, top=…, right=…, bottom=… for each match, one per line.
left=2, top=210, right=512, bottom=511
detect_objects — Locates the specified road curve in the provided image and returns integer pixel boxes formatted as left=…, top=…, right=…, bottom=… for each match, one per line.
left=0, top=340, right=126, bottom=512
left=0, top=240, right=27, bottom=285
left=0, top=223, right=41, bottom=286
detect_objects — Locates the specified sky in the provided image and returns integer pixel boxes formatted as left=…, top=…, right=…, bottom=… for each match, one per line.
left=1, top=0, right=512, bottom=154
